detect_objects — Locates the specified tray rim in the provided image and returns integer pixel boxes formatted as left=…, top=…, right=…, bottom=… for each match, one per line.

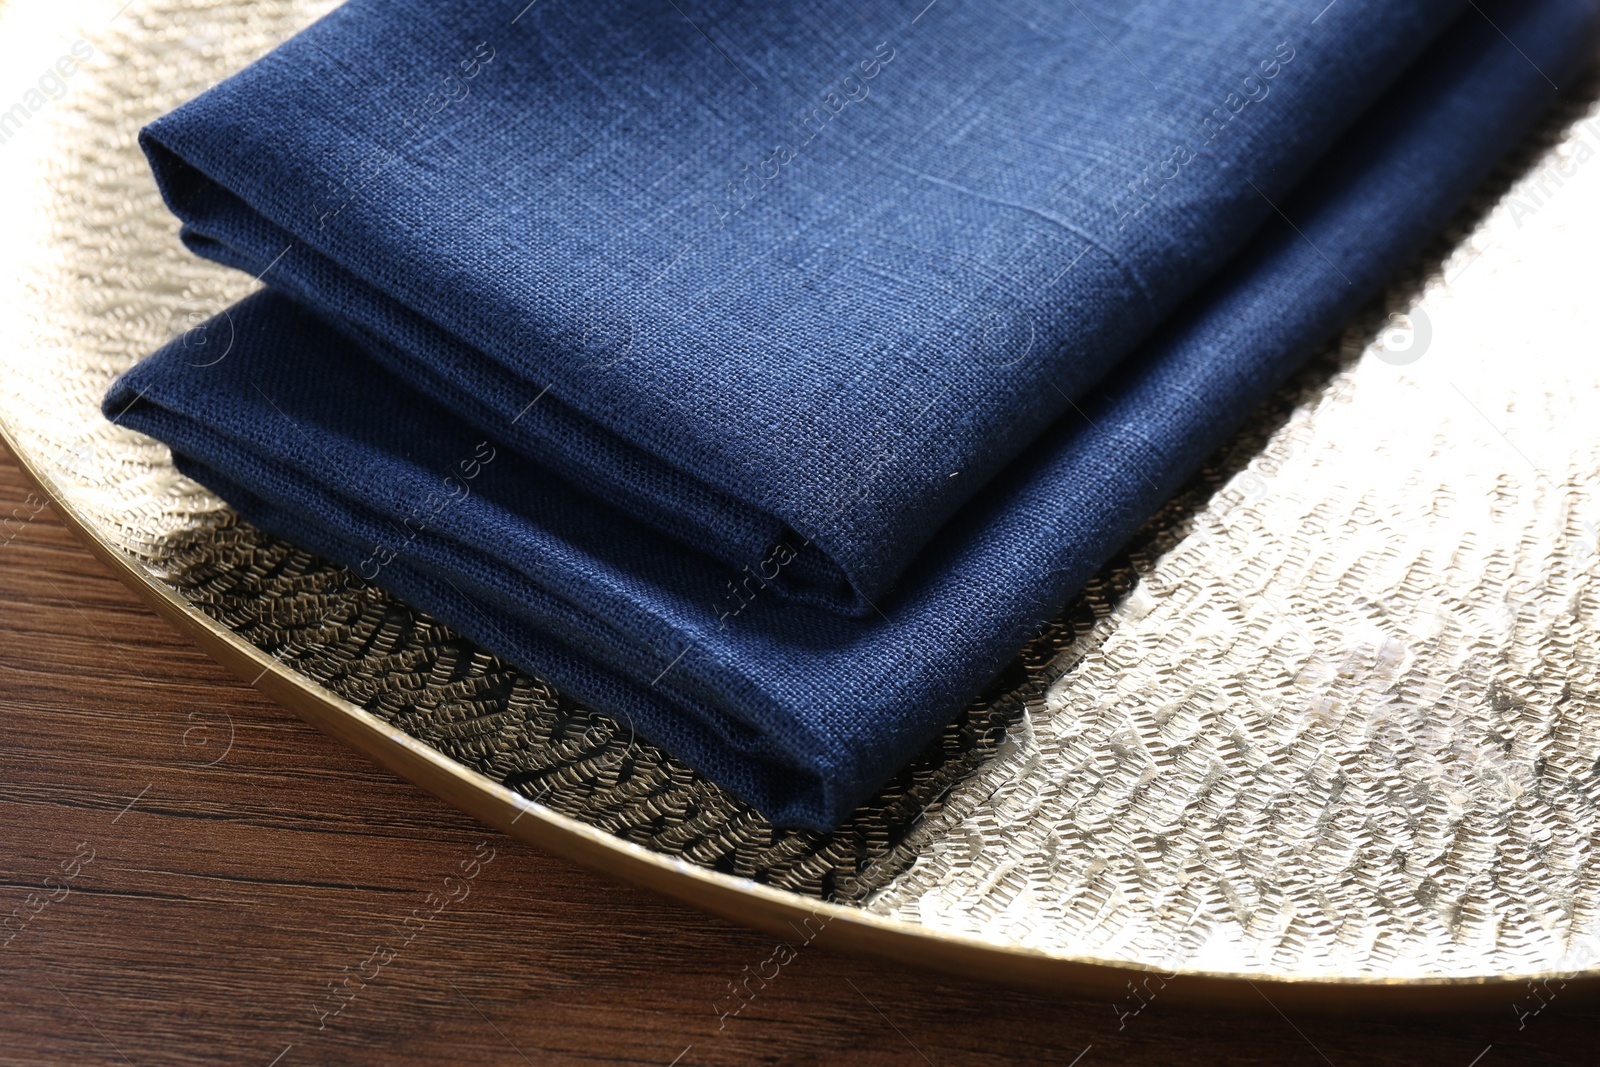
left=10, top=414, right=1600, bottom=1013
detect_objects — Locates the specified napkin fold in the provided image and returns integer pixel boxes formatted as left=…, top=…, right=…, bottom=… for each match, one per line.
left=109, top=0, right=1598, bottom=828
left=131, top=0, right=1473, bottom=616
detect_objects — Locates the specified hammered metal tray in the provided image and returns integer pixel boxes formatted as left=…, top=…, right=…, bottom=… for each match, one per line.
left=8, top=0, right=1600, bottom=1009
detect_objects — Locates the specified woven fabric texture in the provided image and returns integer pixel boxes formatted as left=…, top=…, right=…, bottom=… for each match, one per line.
left=107, top=0, right=1598, bottom=827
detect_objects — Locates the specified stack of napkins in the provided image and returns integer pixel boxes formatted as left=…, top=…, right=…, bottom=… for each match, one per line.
left=108, top=0, right=1597, bottom=828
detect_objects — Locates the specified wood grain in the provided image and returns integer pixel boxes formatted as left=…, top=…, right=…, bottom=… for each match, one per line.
left=1, top=440, right=1597, bottom=1067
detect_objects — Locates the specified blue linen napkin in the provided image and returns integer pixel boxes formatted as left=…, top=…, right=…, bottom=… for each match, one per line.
left=130, top=0, right=1473, bottom=618
left=108, top=0, right=1598, bottom=828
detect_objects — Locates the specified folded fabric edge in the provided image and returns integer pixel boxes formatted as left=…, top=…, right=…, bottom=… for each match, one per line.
left=101, top=347, right=846, bottom=780
left=105, top=0, right=1600, bottom=830
left=136, top=128, right=887, bottom=621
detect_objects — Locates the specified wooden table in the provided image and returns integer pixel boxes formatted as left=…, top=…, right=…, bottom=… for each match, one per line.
left=2, top=443, right=1596, bottom=1067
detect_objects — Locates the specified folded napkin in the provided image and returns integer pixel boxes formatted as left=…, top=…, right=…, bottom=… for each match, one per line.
left=108, top=0, right=1597, bottom=828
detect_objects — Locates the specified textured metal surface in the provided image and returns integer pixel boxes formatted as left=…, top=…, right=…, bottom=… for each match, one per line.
left=5, top=0, right=1600, bottom=985
left=864, top=124, right=1600, bottom=977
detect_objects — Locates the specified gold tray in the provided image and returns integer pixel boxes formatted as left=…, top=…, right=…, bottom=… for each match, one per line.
left=8, top=0, right=1600, bottom=1010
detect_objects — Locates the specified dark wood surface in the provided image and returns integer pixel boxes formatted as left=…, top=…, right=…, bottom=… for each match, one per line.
left=2, top=441, right=1598, bottom=1067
